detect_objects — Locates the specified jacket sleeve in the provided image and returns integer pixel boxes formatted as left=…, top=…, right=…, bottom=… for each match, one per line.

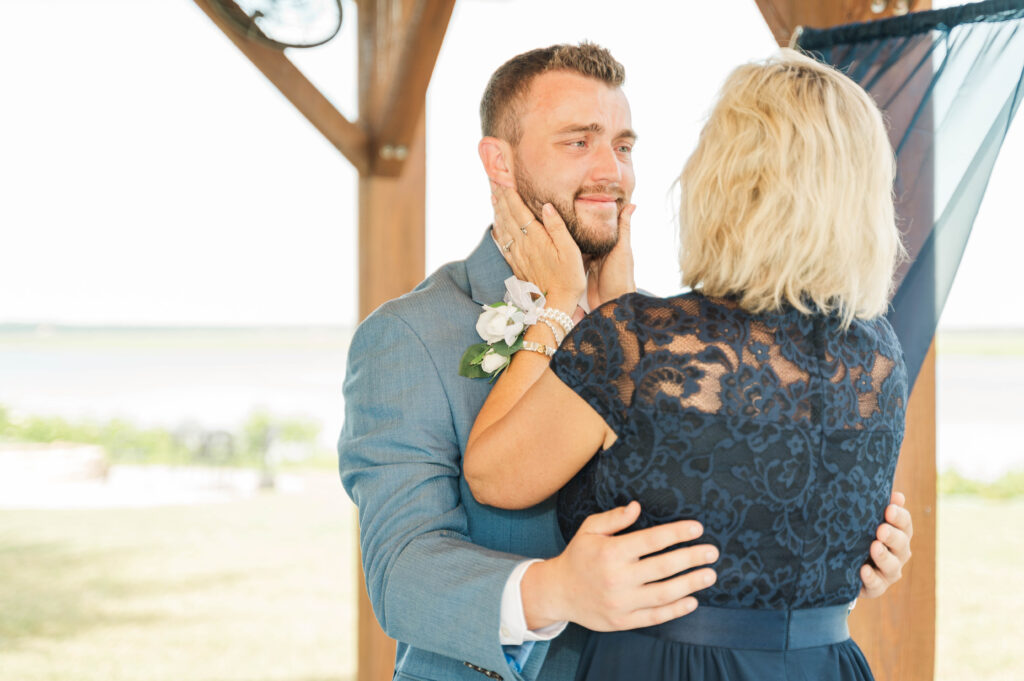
left=339, top=309, right=539, bottom=680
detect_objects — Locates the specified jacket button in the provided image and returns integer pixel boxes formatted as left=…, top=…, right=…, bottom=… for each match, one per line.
left=463, top=661, right=503, bottom=680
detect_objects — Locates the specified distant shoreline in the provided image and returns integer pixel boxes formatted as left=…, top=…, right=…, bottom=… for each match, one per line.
left=0, top=323, right=354, bottom=334
left=1, top=323, right=1021, bottom=335
left=2, top=323, right=1020, bottom=354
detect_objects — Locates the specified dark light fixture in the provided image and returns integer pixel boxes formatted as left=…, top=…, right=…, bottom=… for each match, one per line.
left=209, top=0, right=343, bottom=49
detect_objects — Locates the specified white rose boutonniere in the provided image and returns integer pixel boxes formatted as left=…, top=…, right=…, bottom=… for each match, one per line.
left=479, top=348, right=510, bottom=374
left=476, top=304, right=525, bottom=346
left=459, top=276, right=546, bottom=381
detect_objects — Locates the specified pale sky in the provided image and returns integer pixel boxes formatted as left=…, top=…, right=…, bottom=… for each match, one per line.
left=1, top=0, right=1020, bottom=328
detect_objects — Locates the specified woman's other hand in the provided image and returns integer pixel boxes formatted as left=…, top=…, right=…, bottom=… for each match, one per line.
left=859, top=491, right=914, bottom=598
left=588, top=203, right=637, bottom=308
left=491, top=182, right=586, bottom=305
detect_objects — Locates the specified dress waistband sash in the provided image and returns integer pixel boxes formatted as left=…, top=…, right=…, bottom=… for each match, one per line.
left=635, top=603, right=854, bottom=651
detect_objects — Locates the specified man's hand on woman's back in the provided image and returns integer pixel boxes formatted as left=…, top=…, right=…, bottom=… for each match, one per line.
left=520, top=501, right=718, bottom=632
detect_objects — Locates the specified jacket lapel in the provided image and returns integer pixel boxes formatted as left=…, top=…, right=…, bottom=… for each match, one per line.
left=465, top=227, right=514, bottom=306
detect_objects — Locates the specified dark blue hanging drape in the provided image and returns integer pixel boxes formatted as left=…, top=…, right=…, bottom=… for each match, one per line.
left=797, top=0, right=1024, bottom=389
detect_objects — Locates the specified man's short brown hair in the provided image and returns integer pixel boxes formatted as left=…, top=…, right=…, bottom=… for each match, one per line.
left=480, top=42, right=626, bottom=144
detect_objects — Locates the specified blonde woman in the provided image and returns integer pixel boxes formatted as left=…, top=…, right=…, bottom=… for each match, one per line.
left=464, top=49, right=907, bottom=681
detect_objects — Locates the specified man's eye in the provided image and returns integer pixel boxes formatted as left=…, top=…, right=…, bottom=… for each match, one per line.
left=617, top=145, right=633, bottom=153
left=568, top=140, right=586, bottom=148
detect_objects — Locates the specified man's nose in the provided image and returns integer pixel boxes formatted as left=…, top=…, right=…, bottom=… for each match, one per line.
left=589, top=144, right=622, bottom=184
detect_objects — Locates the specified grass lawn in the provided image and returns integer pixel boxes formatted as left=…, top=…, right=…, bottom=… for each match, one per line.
left=1, top=474, right=1020, bottom=680
left=936, top=497, right=1024, bottom=681
left=0, top=473, right=357, bottom=681
left=936, top=328, right=1024, bottom=356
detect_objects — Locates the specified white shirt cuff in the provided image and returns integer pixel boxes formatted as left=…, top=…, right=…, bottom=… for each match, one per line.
left=500, top=559, right=568, bottom=645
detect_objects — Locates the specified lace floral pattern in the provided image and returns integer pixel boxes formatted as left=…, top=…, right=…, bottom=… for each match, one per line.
left=553, top=292, right=907, bottom=609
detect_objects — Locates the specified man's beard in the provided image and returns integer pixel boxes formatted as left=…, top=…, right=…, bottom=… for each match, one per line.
left=513, top=165, right=624, bottom=258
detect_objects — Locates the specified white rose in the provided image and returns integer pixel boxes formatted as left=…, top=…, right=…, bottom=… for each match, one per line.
left=480, top=349, right=509, bottom=374
left=476, top=304, right=525, bottom=345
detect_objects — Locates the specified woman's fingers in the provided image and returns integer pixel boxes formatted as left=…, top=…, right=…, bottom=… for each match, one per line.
left=489, top=182, right=585, bottom=301
left=490, top=182, right=535, bottom=281
left=539, top=203, right=573, bottom=253
left=619, top=203, right=635, bottom=245
left=490, top=182, right=551, bottom=285
left=591, top=203, right=637, bottom=306
left=492, top=182, right=544, bottom=248
left=501, top=183, right=541, bottom=236
left=601, top=203, right=635, bottom=264
left=490, top=181, right=519, bottom=249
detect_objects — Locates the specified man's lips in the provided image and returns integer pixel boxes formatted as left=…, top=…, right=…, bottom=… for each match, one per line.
left=575, top=194, right=620, bottom=204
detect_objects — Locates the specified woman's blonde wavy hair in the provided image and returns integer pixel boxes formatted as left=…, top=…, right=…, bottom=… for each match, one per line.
left=679, top=48, right=905, bottom=328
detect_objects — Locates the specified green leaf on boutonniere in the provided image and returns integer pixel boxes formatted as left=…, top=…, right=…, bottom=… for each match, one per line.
left=459, top=342, right=492, bottom=378
left=470, top=344, right=492, bottom=364
left=487, top=338, right=524, bottom=356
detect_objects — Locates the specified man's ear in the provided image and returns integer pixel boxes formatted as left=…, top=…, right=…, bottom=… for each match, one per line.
left=478, top=136, right=515, bottom=188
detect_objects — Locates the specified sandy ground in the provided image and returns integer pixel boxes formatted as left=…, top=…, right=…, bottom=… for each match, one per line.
left=0, top=461, right=309, bottom=509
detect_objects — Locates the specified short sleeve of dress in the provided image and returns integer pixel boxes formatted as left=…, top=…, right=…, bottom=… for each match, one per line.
left=548, top=297, right=636, bottom=434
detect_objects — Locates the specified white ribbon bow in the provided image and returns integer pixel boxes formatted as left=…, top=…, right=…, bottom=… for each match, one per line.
left=503, top=276, right=545, bottom=325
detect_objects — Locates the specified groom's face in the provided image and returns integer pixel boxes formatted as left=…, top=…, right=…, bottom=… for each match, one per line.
left=511, top=70, right=636, bottom=257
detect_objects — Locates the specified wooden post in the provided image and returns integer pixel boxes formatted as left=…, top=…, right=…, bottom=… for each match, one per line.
left=357, top=113, right=427, bottom=318
left=190, top=2, right=455, bottom=680
left=353, top=108, right=425, bottom=681
left=352, top=116, right=424, bottom=680
left=355, top=3, right=455, bottom=680
left=755, top=2, right=936, bottom=680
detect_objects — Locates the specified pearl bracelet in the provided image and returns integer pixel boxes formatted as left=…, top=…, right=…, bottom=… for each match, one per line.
left=521, top=340, right=555, bottom=357
left=537, top=318, right=564, bottom=344
left=538, top=306, right=575, bottom=336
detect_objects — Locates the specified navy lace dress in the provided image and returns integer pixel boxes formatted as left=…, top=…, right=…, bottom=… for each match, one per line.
left=550, top=292, right=907, bottom=681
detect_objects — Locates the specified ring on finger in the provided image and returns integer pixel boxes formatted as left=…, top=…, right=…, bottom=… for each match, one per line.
left=503, top=239, right=514, bottom=252
left=520, top=218, right=535, bottom=235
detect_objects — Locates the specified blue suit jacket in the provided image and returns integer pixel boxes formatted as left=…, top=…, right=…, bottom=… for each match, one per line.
left=339, top=230, right=587, bottom=681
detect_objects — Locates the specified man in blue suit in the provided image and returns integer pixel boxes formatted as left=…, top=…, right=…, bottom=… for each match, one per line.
left=339, top=43, right=914, bottom=681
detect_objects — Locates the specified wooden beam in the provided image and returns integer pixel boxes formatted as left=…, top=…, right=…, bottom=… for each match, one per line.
left=359, top=0, right=418, bottom=132
left=755, top=0, right=931, bottom=46
left=753, top=0, right=798, bottom=47
left=358, top=0, right=456, bottom=176
left=373, top=0, right=457, bottom=176
left=192, top=0, right=370, bottom=174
